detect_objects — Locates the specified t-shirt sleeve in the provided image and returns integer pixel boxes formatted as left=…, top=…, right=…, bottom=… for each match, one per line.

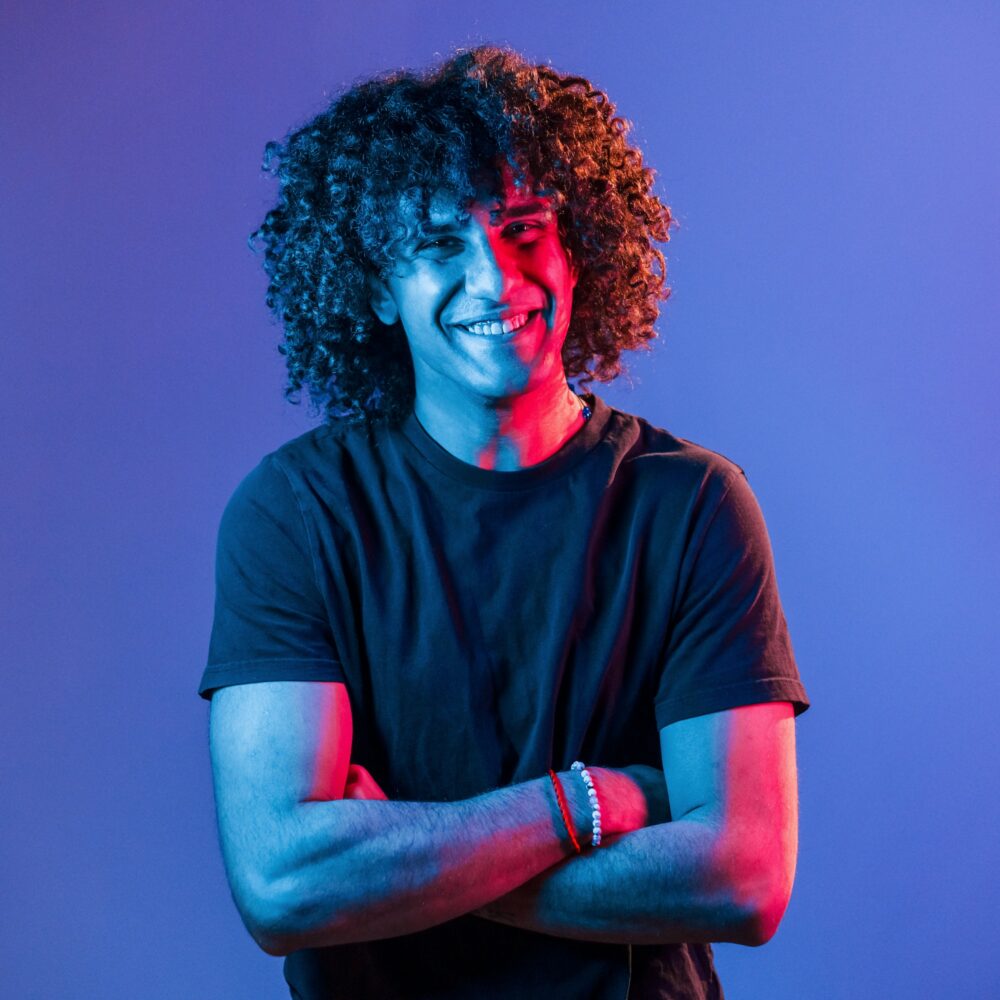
left=653, top=468, right=810, bottom=730
left=198, top=453, right=346, bottom=700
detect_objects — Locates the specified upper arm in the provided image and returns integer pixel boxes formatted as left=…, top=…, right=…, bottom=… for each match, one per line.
left=659, top=700, right=799, bottom=944
left=208, top=680, right=353, bottom=924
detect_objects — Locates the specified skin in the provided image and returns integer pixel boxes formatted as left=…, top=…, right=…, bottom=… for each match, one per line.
left=335, top=704, right=797, bottom=947
left=207, top=168, right=800, bottom=960
left=367, top=165, right=587, bottom=470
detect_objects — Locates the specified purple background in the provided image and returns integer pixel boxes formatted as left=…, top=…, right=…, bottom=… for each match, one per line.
left=4, top=2, right=998, bottom=997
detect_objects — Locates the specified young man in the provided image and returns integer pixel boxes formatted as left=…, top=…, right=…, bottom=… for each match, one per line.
left=199, top=46, right=811, bottom=999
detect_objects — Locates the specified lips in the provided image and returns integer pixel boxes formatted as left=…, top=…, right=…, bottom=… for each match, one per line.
left=452, top=309, right=543, bottom=337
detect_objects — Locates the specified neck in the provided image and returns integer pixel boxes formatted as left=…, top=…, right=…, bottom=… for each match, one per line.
left=412, top=376, right=588, bottom=471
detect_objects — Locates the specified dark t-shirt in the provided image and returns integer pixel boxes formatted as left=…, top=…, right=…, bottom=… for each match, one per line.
left=199, top=392, right=810, bottom=999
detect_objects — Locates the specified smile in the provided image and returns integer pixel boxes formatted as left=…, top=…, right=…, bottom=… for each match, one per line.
left=454, top=311, right=538, bottom=337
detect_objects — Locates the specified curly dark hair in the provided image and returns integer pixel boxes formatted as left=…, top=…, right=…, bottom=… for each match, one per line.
left=250, top=44, right=675, bottom=426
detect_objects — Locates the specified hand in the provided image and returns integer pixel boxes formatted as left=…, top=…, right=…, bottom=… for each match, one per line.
left=579, top=765, right=671, bottom=837
left=343, top=763, right=389, bottom=801
left=619, top=764, right=671, bottom=825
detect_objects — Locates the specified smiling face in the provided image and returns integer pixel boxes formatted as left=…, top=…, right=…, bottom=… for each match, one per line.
left=366, top=167, right=578, bottom=409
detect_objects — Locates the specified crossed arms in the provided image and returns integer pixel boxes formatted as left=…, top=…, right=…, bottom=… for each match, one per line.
left=207, top=680, right=798, bottom=956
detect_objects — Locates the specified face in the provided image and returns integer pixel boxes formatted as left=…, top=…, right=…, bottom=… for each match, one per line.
left=367, top=167, right=578, bottom=406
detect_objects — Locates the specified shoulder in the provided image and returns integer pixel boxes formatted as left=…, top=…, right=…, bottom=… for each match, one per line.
left=254, top=417, right=391, bottom=494
left=603, top=403, right=748, bottom=501
left=266, top=419, right=369, bottom=475
left=216, top=420, right=372, bottom=524
left=223, top=418, right=407, bottom=543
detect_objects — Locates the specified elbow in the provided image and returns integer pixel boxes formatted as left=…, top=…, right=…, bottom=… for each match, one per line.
left=718, top=842, right=793, bottom=947
left=244, top=900, right=307, bottom=957
left=242, top=873, right=352, bottom=956
left=721, top=828, right=796, bottom=947
left=237, top=882, right=298, bottom=956
left=234, top=875, right=312, bottom=957
left=738, top=880, right=793, bottom=947
left=253, top=927, right=293, bottom=958
left=248, top=895, right=301, bottom=958
left=741, top=902, right=786, bottom=947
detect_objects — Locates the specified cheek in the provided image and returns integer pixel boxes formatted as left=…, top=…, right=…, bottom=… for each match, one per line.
left=551, top=265, right=577, bottom=312
left=537, top=242, right=576, bottom=294
left=395, top=271, right=446, bottom=324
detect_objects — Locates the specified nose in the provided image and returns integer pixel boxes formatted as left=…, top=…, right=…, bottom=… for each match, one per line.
left=463, top=227, right=518, bottom=301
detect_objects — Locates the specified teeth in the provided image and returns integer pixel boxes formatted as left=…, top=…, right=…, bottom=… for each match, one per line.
left=461, top=312, right=531, bottom=336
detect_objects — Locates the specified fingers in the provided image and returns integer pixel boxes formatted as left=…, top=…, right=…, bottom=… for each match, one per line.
left=343, top=763, right=389, bottom=801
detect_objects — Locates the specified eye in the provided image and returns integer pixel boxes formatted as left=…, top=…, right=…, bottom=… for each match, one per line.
left=418, top=237, right=461, bottom=253
left=505, top=221, right=543, bottom=238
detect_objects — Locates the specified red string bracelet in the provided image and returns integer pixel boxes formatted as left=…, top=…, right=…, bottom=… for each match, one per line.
left=548, top=769, right=582, bottom=855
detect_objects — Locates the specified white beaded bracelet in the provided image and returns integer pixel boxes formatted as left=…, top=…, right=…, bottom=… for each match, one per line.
left=571, top=760, right=602, bottom=847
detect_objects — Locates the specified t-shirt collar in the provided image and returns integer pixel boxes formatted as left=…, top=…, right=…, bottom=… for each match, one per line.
left=399, top=391, right=611, bottom=490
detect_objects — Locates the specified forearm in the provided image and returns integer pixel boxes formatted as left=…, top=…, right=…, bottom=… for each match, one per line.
left=254, top=772, right=592, bottom=953
left=473, top=815, right=758, bottom=946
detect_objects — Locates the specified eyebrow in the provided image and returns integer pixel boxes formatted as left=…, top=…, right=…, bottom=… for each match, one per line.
left=417, top=199, right=552, bottom=236
left=499, top=199, right=552, bottom=219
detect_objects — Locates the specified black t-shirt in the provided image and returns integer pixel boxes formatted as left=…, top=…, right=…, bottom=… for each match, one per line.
left=199, top=392, right=810, bottom=999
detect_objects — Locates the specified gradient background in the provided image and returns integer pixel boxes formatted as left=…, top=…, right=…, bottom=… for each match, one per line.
left=4, top=2, right=998, bottom=997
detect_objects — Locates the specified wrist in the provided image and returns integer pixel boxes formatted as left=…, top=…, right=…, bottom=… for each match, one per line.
left=559, top=767, right=600, bottom=847
left=571, top=762, right=603, bottom=847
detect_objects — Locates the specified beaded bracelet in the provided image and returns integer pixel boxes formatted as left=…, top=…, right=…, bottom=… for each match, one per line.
left=571, top=761, right=603, bottom=847
left=547, top=770, right=582, bottom=854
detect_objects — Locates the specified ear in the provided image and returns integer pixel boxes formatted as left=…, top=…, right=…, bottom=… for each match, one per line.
left=366, top=272, right=400, bottom=326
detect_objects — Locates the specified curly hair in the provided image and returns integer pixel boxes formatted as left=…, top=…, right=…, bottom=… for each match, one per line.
left=250, top=44, right=675, bottom=425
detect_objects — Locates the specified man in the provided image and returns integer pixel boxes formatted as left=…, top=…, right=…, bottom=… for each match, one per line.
left=199, top=45, right=810, bottom=999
